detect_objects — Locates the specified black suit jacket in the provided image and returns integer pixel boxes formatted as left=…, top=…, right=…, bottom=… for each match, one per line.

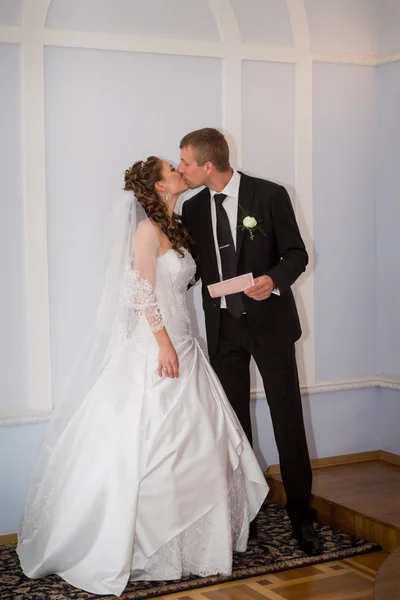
left=181, top=172, right=308, bottom=358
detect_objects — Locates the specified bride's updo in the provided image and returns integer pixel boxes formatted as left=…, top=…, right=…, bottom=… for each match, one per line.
left=124, top=156, right=192, bottom=256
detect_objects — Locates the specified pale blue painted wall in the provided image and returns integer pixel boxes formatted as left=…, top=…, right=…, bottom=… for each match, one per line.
left=375, top=61, right=400, bottom=460
left=379, top=389, right=400, bottom=455
left=0, top=423, right=47, bottom=535
left=377, top=62, right=400, bottom=379
left=313, top=63, right=377, bottom=382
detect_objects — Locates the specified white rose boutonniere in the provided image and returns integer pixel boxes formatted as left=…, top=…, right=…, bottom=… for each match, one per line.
left=243, top=216, right=257, bottom=228
left=238, top=206, right=266, bottom=240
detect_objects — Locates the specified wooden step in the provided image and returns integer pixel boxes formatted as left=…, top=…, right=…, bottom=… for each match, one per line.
left=266, top=450, right=400, bottom=553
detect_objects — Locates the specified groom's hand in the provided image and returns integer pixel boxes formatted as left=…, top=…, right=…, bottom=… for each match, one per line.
left=245, top=275, right=275, bottom=301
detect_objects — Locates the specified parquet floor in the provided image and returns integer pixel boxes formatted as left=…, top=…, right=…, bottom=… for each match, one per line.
left=156, top=551, right=388, bottom=599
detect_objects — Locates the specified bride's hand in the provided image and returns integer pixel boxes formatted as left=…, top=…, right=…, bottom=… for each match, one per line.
left=158, top=343, right=179, bottom=378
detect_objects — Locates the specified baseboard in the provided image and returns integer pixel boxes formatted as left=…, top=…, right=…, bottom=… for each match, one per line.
left=266, top=449, right=400, bottom=476
left=379, top=450, right=400, bottom=467
left=0, top=533, right=17, bottom=545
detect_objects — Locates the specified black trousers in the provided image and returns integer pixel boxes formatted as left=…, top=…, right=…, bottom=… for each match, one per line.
left=210, top=310, right=315, bottom=527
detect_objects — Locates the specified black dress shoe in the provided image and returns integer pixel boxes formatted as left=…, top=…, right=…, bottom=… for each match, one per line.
left=249, top=521, right=258, bottom=540
left=293, top=524, right=323, bottom=555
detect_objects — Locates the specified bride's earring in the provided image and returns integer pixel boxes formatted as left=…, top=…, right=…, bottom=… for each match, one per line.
left=165, top=192, right=169, bottom=202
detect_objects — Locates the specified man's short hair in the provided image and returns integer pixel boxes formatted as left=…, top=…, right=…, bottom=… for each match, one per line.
left=180, top=128, right=230, bottom=172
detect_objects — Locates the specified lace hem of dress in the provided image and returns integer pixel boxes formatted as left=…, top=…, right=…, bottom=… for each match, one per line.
left=130, top=468, right=249, bottom=581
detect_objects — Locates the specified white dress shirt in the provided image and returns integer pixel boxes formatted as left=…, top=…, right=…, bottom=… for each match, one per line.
left=210, top=170, right=241, bottom=309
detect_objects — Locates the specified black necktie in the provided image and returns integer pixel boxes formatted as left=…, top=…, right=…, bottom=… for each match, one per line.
left=214, top=193, right=244, bottom=318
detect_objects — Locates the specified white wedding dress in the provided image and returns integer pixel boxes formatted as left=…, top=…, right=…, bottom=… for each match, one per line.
left=17, top=245, right=269, bottom=597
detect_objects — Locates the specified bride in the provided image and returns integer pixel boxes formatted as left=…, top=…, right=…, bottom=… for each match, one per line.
left=17, top=155, right=269, bottom=597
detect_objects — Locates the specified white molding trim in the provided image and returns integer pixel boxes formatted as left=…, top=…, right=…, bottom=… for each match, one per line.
left=43, top=29, right=227, bottom=57
left=207, top=0, right=241, bottom=44
left=250, top=376, right=400, bottom=400
left=313, top=51, right=400, bottom=67
left=376, top=51, right=400, bottom=65
left=287, top=0, right=310, bottom=52
left=302, top=377, right=379, bottom=395
left=312, top=52, right=378, bottom=66
left=376, top=376, right=400, bottom=391
left=305, top=376, right=400, bottom=394
left=0, top=33, right=398, bottom=66
left=287, top=0, right=315, bottom=388
left=0, top=410, right=53, bottom=426
left=0, top=27, right=398, bottom=66
left=236, top=44, right=298, bottom=63
left=41, top=29, right=301, bottom=62
left=21, top=0, right=53, bottom=412
left=2, top=376, right=399, bottom=425
left=23, top=0, right=52, bottom=29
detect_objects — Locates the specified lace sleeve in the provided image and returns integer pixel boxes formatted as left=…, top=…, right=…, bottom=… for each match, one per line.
left=124, top=269, right=167, bottom=332
left=124, top=220, right=168, bottom=332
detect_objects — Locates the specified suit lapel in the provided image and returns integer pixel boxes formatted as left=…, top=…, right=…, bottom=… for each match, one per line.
left=236, top=172, right=255, bottom=262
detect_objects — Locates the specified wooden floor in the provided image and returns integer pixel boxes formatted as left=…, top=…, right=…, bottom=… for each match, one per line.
left=267, top=452, right=400, bottom=553
left=159, top=551, right=388, bottom=599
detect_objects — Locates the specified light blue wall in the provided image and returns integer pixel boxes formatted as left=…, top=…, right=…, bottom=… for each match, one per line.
left=375, top=62, right=400, bottom=461
left=313, top=63, right=377, bottom=382
left=377, top=61, right=400, bottom=379
left=0, top=0, right=23, bottom=26
left=252, top=388, right=379, bottom=472
left=0, top=422, right=46, bottom=535
left=378, top=389, right=400, bottom=455
left=0, top=43, right=28, bottom=414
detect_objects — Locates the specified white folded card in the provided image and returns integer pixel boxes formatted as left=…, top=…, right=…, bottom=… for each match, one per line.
left=208, top=273, right=254, bottom=299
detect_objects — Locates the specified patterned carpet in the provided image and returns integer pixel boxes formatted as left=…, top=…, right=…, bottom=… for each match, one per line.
left=0, top=502, right=379, bottom=599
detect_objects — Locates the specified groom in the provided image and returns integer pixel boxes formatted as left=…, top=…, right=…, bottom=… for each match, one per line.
left=179, top=128, right=321, bottom=555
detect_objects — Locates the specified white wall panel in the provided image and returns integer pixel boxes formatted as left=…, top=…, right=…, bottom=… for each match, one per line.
left=231, top=0, right=293, bottom=46
left=45, top=0, right=220, bottom=41
left=313, top=63, right=376, bottom=381
left=0, top=43, right=27, bottom=413
left=44, top=46, right=222, bottom=400
left=242, top=61, right=295, bottom=187
left=0, top=0, right=23, bottom=26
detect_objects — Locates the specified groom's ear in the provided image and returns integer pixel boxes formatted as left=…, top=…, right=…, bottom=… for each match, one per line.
left=205, top=161, right=214, bottom=175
